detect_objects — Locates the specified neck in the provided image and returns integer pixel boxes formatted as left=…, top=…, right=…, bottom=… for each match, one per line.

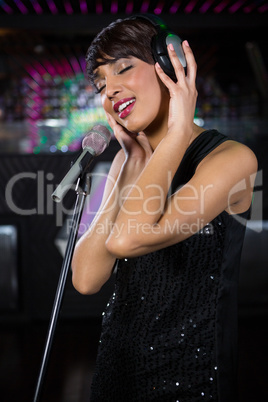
left=145, top=122, right=205, bottom=151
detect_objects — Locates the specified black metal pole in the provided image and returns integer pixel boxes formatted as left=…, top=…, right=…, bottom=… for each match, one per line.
left=33, top=173, right=91, bottom=402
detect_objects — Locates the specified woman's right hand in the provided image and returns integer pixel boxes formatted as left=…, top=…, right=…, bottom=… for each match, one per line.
left=106, top=112, right=153, bottom=168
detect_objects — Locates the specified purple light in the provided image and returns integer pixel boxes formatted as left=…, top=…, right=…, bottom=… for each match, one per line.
left=154, top=1, right=164, bottom=14
left=30, top=0, right=43, bottom=14
left=111, top=0, right=118, bottom=14
left=79, top=0, right=88, bottom=14
left=258, top=3, right=268, bottom=12
left=70, top=56, right=82, bottom=74
left=79, top=56, right=86, bottom=73
left=0, top=1, right=13, bottom=14
left=14, top=0, right=28, bottom=14
left=214, top=0, right=230, bottom=13
left=46, top=0, right=58, bottom=14
left=64, top=1, right=73, bottom=14
left=199, top=0, right=214, bottom=13
left=229, top=0, right=244, bottom=13
left=96, top=0, right=103, bottom=14
left=184, top=0, right=198, bottom=13
left=169, top=1, right=181, bottom=14
left=140, top=0, right=150, bottom=13
left=43, top=60, right=58, bottom=77
left=125, top=0, right=134, bottom=14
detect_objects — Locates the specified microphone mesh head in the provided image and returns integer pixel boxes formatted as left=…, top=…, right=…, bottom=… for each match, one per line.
left=82, top=124, right=112, bottom=155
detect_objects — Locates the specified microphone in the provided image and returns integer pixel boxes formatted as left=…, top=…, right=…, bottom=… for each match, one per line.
left=52, top=124, right=112, bottom=203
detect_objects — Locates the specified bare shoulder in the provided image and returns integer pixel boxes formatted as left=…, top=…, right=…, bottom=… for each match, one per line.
left=199, top=139, right=258, bottom=176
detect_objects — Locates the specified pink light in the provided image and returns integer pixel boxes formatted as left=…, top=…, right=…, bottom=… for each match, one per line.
left=14, top=0, right=28, bottom=14
left=46, top=0, right=58, bottom=14
left=184, top=0, right=198, bottom=13
left=111, top=0, right=118, bottom=14
left=243, top=3, right=256, bottom=13
left=140, top=1, right=150, bottom=13
left=229, top=0, right=244, bottom=13
left=43, top=60, right=58, bottom=77
left=79, top=0, right=88, bottom=14
left=154, top=1, right=164, bottom=14
left=96, top=0, right=103, bottom=14
left=64, top=1, right=73, bottom=14
left=125, top=0, right=134, bottom=14
left=70, top=56, right=82, bottom=74
left=33, top=61, right=47, bottom=76
left=30, top=0, right=43, bottom=14
left=258, top=3, right=268, bottom=12
left=214, top=0, right=230, bottom=13
left=199, top=0, right=214, bottom=13
left=169, top=1, right=181, bottom=14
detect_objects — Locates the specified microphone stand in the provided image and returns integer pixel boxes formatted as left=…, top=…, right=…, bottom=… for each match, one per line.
left=33, top=172, right=91, bottom=402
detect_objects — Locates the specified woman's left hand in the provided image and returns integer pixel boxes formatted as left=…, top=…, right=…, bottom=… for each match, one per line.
left=155, top=40, right=198, bottom=138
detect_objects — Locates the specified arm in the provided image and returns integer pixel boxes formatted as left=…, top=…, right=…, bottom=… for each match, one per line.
left=72, top=125, right=153, bottom=294
left=105, top=43, right=258, bottom=257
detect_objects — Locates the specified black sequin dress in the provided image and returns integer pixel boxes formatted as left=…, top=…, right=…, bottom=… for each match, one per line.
left=90, top=130, right=249, bottom=402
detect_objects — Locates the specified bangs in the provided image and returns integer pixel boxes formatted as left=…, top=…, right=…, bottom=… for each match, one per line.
left=86, top=18, right=157, bottom=86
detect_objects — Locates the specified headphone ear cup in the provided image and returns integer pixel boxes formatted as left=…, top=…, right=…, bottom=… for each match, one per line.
left=151, top=31, right=187, bottom=81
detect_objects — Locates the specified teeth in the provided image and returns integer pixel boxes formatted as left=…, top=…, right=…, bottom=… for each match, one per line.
left=118, top=99, right=135, bottom=113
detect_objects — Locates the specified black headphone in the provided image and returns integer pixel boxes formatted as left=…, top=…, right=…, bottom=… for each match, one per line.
left=130, top=14, right=187, bottom=80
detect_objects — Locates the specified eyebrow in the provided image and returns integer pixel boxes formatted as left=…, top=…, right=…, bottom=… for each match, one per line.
left=93, top=57, right=131, bottom=80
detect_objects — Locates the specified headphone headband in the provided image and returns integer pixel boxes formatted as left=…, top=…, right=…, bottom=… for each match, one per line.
left=129, top=13, right=187, bottom=80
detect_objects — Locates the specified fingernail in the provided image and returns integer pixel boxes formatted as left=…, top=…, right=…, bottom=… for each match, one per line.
left=168, top=43, right=174, bottom=51
left=184, top=40, right=189, bottom=47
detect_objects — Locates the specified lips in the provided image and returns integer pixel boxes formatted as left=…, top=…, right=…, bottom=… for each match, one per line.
left=113, top=97, right=136, bottom=119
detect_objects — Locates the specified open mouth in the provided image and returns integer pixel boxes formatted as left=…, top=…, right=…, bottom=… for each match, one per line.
left=118, top=99, right=135, bottom=113
left=114, top=97, right=136, bottom=119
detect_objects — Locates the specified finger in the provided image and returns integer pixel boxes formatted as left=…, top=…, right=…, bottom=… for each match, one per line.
left=155, top=62, right=175, bottom=90
left=181, top=41, right=197, bottom=83
left=167, top=43, right=186, bottom=80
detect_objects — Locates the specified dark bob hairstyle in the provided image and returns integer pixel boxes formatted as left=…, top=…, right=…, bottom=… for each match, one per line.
left=85, top=18, right=157, bottom=89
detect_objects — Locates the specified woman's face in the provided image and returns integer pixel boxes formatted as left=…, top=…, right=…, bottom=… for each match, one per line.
left=94, top=57, right=169, bottom=133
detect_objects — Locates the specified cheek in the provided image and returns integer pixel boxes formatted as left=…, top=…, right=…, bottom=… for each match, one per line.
left=101, top=95, right=111, bottom=113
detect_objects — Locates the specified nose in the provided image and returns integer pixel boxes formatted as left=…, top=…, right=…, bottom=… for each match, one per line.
left=105, top=76, right=122, bottom=100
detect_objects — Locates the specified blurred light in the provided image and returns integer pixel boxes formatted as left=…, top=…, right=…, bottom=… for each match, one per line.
left=125, top=0, right=134, bottom=14
left=185, top=0, right=198, bottom=13
left=229, top=0, right=244, bottom=13
left=61, top=145, right=69, bottom=153
left=79, top=0, right=88, bottom=14
left=200, top=0, right=214, bottom=13
left=30, top=0, right=43, bottom=14
left=0, top=1, right=13, bottom=13
left=64, top=1, right=73, bottom=14
left=140, top=0, right=150, bottom=13
left=169, top=1, right=181, bottom=14
left=36, top=119, right=68, bottom=127
left=46, top=0, right=58, bottom=14
left=154, top=1, right=164, bottom=14
left=194, top=117, right=205, bottom=127
left=214, top=0, right=230, bottom=13
left=14, top=0, right=28, bottom=14
left=50, top=145, right=57, bottom=153
left=258, top=3, right=268, bottom=12
left=111, top=0, right=118, bottom=13
left=96, top=0, right=103, bottom=14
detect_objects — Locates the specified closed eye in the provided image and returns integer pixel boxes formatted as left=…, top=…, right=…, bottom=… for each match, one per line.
left=94, top=64, right=133, bottom=94
left=118, top=65, right=133, bottom=74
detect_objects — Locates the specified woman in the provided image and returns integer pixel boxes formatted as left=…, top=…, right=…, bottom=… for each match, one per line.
left=72, top=16, right=257, bottom=401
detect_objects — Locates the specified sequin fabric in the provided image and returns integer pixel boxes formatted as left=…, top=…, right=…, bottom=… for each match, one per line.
left=90, top=131, right=249, bottom=402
